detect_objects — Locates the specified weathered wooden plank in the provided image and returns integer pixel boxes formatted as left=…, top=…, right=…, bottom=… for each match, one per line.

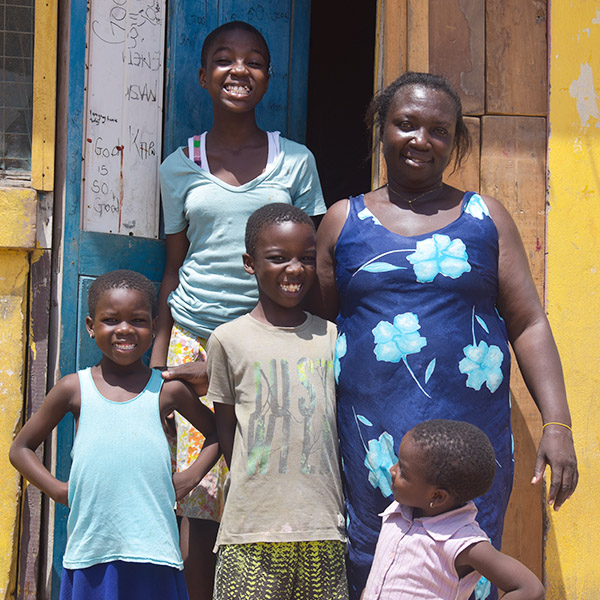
left=407, top=0, right=428, bottom=73
left=480, top=115, right=547, bottom=578
left=480, top=115, right=546, bottom=290
left=429, top=0, right=484, bottom=115
left=486, top=0, right=548, bottom=116
left=17, top=250, right=52, bottom=600
left=444, top=115, right=480, bottom=193
left=378, top=0, right=407, bottom=88
left=373, top=0, right=407, bottom=188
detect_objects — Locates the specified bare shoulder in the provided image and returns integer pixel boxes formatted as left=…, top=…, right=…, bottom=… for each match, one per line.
left=50, top=372, right=82, bottom=409
left=478, top=194, right=520, bottom=236
left=317, top=198, right=350, bottom=249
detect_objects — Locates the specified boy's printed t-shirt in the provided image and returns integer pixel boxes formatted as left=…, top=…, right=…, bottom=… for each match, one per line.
left=207, top=313, right=346, bottom=547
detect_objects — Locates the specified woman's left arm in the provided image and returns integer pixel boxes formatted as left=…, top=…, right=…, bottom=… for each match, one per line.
left=486, top=195, right=578, bottom=510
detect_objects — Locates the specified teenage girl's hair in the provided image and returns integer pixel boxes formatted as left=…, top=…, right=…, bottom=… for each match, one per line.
left=88, top=270, right=157, bottom=318
left=201, top=20, right=271, bottom=68
left=245, top=203, right=315, bottom=255
left=365, top=71, right=471, bottom=173
left=409, top=419, right=496, bottom=504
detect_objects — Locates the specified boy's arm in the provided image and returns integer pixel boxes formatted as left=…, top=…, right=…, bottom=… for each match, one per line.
left=455, top=541, right=544, bottom=600
left=205, top=332, right=237, bottom=468
left=161, top=379, right=220, bottom=501
left=214, top=403, right=236, bottom=468
left=9, top=374, right=79, bottom=505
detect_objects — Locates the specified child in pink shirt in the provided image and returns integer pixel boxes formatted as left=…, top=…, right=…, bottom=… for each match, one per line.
left=362, top=420, right=544, bottom=600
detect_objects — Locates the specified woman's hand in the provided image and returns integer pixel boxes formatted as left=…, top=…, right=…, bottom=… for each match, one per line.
left=531, top=425, right=578, bottom=510
left=161, top=361, right=208, bottom=397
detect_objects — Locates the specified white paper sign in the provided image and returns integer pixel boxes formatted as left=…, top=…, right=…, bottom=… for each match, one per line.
left=82, top=0, right=165, bottom=238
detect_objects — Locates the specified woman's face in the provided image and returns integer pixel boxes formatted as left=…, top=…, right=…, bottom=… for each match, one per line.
left=382, top=84, right=457, bottom=191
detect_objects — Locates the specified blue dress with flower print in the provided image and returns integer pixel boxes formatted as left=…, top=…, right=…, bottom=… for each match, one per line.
left=335, top=193, right=512, bottom=600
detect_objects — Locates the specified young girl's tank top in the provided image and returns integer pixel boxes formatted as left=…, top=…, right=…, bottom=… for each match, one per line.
left=63, top=368, right=182, bottom=570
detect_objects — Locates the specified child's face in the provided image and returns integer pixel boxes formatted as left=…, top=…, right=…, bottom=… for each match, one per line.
left=243, top=221, right=316, bottom=311
left=85, top=288, right=155, bottom=367
left=199, top=28, right=270, bottom=113
left=390, top=432, right=438, bottom=510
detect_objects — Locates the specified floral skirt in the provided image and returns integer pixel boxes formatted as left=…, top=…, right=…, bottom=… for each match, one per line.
left=168, top=323, right=228, bottom=521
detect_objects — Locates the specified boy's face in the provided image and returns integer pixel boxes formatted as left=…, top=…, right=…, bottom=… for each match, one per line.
left=85, top=288, right=155, bottom=367
left=390, top=432, right=438, bottom=509
left=243, top=221, right=316, bottom=311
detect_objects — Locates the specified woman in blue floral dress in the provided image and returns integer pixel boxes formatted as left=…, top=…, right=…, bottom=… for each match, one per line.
left=314, top=73, right=578, bottom=600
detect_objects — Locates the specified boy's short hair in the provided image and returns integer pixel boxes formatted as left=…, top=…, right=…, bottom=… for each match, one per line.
left=245, top=203, right=315, bottom=255
left=88, top=270, right=157, bottom=318
left=409, top=419, right=496, bottom=504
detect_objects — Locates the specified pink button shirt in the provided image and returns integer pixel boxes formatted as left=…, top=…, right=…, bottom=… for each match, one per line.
left=362, top=501, right=489, bottom=600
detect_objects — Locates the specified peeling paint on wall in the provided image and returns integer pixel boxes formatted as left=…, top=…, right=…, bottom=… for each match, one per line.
left=568, top=63, right=599, bottom=127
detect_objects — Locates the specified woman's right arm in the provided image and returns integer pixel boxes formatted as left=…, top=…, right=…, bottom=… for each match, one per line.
left=150, top=229, right=189, bottom=368
left=9, top=375, right=79, bottom=505
left=311, top=199, right=349, bottom=321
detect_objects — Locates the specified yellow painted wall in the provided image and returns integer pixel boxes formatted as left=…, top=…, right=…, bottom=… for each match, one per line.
left=0, top=249, right=30, bottom=599
left=546, top=1, right=600, bottom=597
left=1, top=0, right=57, bottom=596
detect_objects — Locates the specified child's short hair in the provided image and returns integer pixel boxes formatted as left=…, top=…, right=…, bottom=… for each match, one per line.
left=409, top=419, right=496, bottom=504
left=245, top=203, right=315, bottom=256
left=88, top=270, right=157, bottom=318
left=201, top=21, right=271, bottom=68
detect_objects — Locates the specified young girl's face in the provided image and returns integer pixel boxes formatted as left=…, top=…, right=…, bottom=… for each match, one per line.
left=199, top=28, right=270, bottom=113
left=390, top=432, right=438, bottom=510
left=86, top=288, right=155, bottom=367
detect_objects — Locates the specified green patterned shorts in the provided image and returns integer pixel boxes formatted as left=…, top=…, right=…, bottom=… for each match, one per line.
left=214, top=540, right=348, bottom=600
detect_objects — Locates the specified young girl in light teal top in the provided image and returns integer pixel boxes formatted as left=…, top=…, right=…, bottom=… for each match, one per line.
left=10, top=270, right=219, bottom=600
left=151, top=21, right=325, bottom=598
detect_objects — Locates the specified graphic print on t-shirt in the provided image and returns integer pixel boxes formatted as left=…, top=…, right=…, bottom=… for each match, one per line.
left=247, top=357, right=335, bottom=476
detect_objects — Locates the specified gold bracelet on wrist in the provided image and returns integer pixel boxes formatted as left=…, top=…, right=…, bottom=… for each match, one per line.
left=542, top=421, right=573, bottom=433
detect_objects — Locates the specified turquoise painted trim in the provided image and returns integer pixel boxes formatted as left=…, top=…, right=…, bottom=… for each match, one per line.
left=288, top=0, right=311, bottom=142
left=79, top=231, right=166, bottom=279
left=53, top=0, right=87, bottom=594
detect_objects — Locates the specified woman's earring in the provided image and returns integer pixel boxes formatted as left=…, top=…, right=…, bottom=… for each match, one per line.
left=429, top=500, right=434, bottom=508
left=89, top=332, right=95, bottom=339
left=152, top=332, right=156, bottom=339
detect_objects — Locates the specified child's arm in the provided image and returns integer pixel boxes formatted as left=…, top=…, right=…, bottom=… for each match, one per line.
left=455, top=541, right=544, bottom=600
left=160, top=379, right=220, bottom=501
left=9, top=374, right=80, bottom=505
left=214, top=404, right=236, bottom=468
left=150, top=229, right=189, bottom=368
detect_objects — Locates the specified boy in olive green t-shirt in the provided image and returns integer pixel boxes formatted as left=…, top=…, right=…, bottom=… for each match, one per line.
left=208, top=203, right=348, bottom=600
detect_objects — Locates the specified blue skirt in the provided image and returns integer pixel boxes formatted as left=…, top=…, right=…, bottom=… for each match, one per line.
left=60, top=561, right=189, bottom=600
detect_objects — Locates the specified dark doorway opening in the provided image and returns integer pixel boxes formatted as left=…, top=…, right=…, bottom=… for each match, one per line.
left=306, top=0, right=377, bottom=207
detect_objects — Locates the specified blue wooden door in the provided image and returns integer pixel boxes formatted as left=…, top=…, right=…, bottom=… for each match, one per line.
left=54, top=1, right=312, bottom=596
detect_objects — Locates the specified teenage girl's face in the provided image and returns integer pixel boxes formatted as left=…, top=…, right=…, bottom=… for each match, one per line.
left=382, top=84, right=457, bottom=191
left=243, top=221, right=317, bottom=312
left=85, top=288, right=155, bottom=368
left=199, top=29, right=270, bottom=113
left=390, top=432, right=439, bottom=511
